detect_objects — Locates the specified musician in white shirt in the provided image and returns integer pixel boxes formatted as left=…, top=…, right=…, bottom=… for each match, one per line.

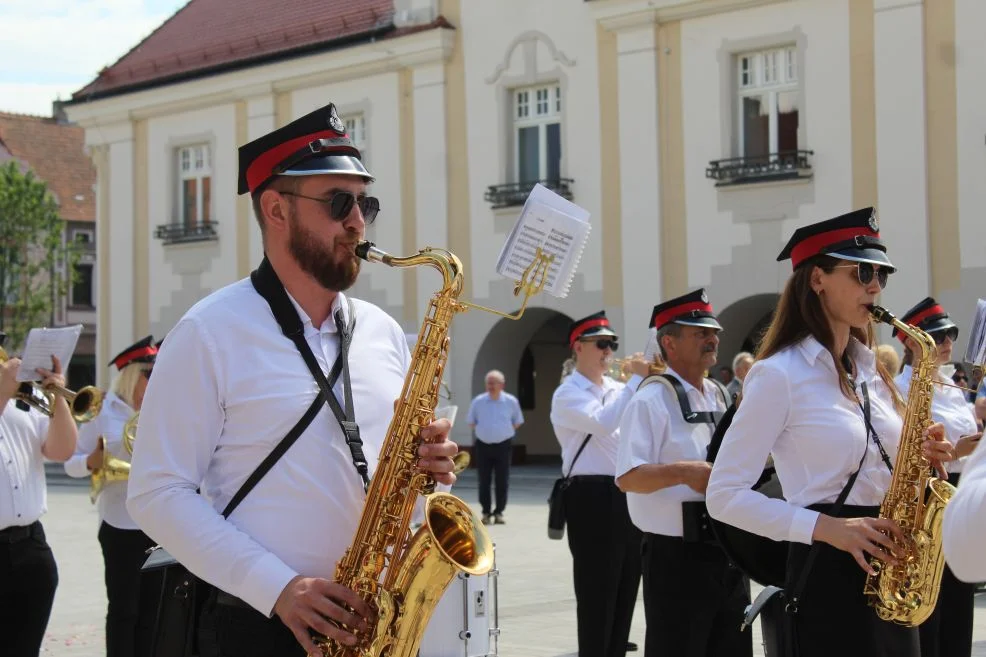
left=706, top=208, right=954, bottom=657
left=64, top=336, right=157, bottom=657
left=616, top=289, right=751, bottom=657
left=942, top=429, right=986, bottom=582
left=0, top=333, right=78, bottom=657
left=550, top=310, right=649, bottom=657
left=126, top=102, right=459, bottom=657
left=892, top=297, right=981, bottom=657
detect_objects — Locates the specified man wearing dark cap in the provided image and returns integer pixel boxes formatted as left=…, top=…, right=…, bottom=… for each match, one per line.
left=550, top=310, right=650, bottom=657
left=0, top=331, right=79, bottom=657
left=127, top=102, right=459, bottom=657
left=65, top=336, right=158, bottom=657
left=892, top=297, right=980, bottom=657
left=616, top=289, right=751, bottom=657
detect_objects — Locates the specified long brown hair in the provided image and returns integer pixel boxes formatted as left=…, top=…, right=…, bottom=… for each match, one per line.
left=757, top=254, right=901, bottom=408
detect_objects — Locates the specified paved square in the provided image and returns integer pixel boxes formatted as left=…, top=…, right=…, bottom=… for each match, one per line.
left=40, top=467, right=986, bottom=655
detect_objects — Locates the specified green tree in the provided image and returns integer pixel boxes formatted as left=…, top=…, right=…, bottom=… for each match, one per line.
left=0, top=160, right=80, bottom=350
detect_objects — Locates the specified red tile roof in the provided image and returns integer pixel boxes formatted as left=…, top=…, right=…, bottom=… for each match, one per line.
left=0, top=112, right=96, bottom=222
left=72, top=0, right=401, bottom=101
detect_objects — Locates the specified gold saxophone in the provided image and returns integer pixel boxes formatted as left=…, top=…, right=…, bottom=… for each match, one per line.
left=313, top=240, right=551, bottom=657
left=864, top=304, right=955, bottom=626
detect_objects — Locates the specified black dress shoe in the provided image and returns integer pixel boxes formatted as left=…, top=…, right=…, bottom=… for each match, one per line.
left=626, top=642, right=638, bottom=652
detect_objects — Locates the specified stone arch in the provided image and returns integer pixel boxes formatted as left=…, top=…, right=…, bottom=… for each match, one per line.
left=716, top=293, right=779, bottom=371
left=470, top=308, right=572, bottom=461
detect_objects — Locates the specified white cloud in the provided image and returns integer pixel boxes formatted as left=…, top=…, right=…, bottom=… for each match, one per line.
left=0, top=0, right=186, bottom=115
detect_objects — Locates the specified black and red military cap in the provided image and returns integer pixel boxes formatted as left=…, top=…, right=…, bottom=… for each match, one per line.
left=776, top=207, right=896, bottom=272
left=109, top=335, right=157, bottom=371
left=568, top=311, right=618, bottom=347
left=650, top=288, right=722, bottom=332
left=237, top=102, right=373, bottom=195
left=893, top=296, right=959, bottom=343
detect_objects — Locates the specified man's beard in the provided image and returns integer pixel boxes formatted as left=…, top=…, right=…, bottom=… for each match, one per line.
left=288, top=213, right=361, bottom=292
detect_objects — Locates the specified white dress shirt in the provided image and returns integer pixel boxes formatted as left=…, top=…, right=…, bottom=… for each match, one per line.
left=0, top=402, right=51, bottom=529
left=64, top=391, right=139, bottom=529
left=895, top=365, right=978, bottom=473
left=942, top=435, right=986, bottom=581
left=127, top=277, right=411, bottom=617
left=707, top=336, right=902, bottom=546
left=616, top=367, right=725, bottom=536
left=550, top=370, right=643, bottom=477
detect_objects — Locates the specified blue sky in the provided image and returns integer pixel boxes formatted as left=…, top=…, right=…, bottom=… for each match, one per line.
left=0, top=0, right=189, bottom=116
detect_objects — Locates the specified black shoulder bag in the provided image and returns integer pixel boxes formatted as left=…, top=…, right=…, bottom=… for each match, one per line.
left=139, top=258, right=362, bottom=657
left=547, top=432, right=593, bottom=540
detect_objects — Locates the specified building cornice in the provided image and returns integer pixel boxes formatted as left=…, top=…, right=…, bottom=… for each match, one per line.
left=65, top=26, right=454, bottom=134
left=595, top=0, right=790, bottom=31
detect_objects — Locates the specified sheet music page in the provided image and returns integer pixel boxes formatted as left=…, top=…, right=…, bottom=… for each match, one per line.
left=16, top=325, right=83, bottom=382
left=495, top=183, right=591, bottom=298
left=963, top=298, right=986, bottom=366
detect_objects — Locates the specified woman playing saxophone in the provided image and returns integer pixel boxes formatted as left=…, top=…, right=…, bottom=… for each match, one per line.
left=706, top=208, right=954, bottom=657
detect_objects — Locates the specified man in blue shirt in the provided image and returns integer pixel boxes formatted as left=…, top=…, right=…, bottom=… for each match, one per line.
left=467, top=370, right=524, bottom=524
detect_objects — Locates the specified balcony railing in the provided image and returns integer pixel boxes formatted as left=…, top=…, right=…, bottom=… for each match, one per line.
left=705, top=150, right=813, bottom=187
left=484, top=178, right=574, bottom=210
left=154, top=221, right=218, bottom=245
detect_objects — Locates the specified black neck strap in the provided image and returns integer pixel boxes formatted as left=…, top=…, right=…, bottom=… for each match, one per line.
left=250, top=257, right=369, bottom=492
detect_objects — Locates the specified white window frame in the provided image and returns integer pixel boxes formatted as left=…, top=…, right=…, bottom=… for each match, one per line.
left=341, top=114, right=368, bottom=171
left=513, top=83, right=562, bottom=183
left=176, top=144, right=212, bottom=226
left=736, top=46, right=799, bottom=157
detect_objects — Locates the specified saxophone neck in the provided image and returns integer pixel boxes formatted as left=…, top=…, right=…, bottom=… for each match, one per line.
left=869, top=304, right=937, bottom=358
left=356, top=241, right=463, bottom=294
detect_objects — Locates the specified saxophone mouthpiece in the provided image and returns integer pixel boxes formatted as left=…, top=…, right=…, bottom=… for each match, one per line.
left=356, top=240, right=389, bottom=264
left=868, top=304, right=895, bottom=325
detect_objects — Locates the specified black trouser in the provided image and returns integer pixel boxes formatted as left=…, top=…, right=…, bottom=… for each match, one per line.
left=198, top=589, right=304, bottom=657
left=783, top=504, right=919, bottom=657
left=476, top=438, right=512, bottom=516
left=641, top=533, right=752, bottom=657
left=918, top=472, right=975, bottom=657
left=0, top=520, right=58, bottom=657
left=98, top=522, right=157, bottom=657
left=564, top=475, right=642, bottom=657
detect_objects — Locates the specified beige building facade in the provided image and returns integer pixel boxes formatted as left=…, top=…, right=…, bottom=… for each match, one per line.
left=66, top=0, right=985, bottom=459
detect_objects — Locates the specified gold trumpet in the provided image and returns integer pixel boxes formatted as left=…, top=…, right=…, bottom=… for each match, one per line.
left=0, top=346, right=103, bottom=423
left=89, top=412, right=138, bottom=503
left=607, top=354, right=666, bottom=382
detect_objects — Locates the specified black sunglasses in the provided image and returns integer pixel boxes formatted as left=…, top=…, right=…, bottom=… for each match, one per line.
left=281, top=191, right=380, bottom=225
left=582, top=338, right=619, bottom=352
left=835, top=262, right=890, bottom=289
left=930, top=327, right=959, bottom=345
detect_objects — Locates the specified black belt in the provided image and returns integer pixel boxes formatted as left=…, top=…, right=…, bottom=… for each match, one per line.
left=0, top=520, right=40, bottom=544
left=568, top=474, right=615, bottom=484
left=214, top=589, right=254, bottom=610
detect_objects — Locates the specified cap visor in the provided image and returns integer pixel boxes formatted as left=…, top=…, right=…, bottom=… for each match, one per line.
left=829, top=248, right=896, bottom=272
left=579, top=327, right=619, bottom=340
left=676, top=317, right=723, bottom=331
left=923, top=318, right=958, bottom=335
left=281, top=154, right=374, bottom=182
